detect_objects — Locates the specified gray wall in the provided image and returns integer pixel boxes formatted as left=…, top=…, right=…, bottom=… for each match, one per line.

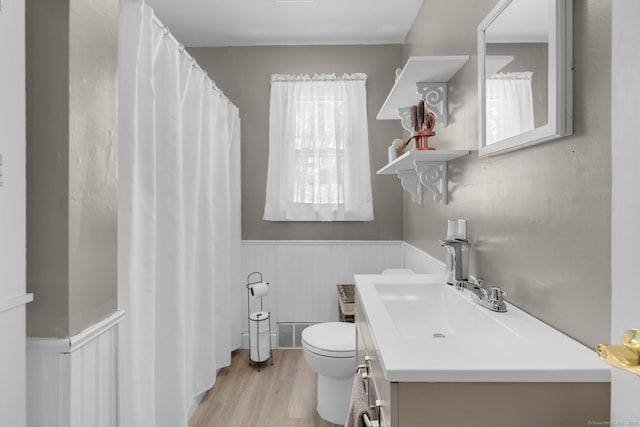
left=26, top=0, right=71, bottom=337
left=68, top=0, right=119, bottom=336
left=188, top=45, right=404, bottom=241
left=402, top=0, right=611, bottom=348
left=26, top=0, right=118, bottom=338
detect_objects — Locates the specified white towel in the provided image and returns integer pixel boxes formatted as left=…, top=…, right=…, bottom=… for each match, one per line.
left=345, top=374, right=370, bottom=427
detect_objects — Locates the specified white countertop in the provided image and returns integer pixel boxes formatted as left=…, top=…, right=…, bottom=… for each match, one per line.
left=355, top=274, right=611, bottom=383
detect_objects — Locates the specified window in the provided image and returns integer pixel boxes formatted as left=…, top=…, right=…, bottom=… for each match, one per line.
left=485, top=71, right=534, bottom=145
left=263, top=74, right=373, bottom=221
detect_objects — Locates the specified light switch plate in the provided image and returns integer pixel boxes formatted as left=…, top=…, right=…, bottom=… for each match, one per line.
left=0, top=154, right=4, bottom=187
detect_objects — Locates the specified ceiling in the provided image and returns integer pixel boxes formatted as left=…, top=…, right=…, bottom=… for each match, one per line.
left=485, top=0, right=550, bottom=43
left=146, top=0, right=425, bottom=47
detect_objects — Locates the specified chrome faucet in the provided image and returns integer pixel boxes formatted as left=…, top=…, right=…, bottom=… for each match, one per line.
left=454, top=278, right=507, bottom=313
left=439, top=238, right=470, bottom=284
left=439, top=222, right=507, bottom=313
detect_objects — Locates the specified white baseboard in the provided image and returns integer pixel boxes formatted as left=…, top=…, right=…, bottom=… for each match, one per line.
left=26, top=310, right=124, bottom=427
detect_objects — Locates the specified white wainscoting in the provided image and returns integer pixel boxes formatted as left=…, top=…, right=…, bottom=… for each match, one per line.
left=238, top=240, right=445, bottom=348
left=0, top=295, right=32, bottom=427
left=401, top=241, right=446, bottom=274
left=240, top=240, right=403, bottom=347
left=26, top=311, right=124, bottom=427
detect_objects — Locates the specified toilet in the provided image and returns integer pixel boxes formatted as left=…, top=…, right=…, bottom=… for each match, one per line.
left=301, top=322, right=356, bottom=424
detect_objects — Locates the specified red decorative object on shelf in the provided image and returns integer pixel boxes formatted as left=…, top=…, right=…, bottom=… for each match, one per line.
left=413, top=101, right=437, bottom=150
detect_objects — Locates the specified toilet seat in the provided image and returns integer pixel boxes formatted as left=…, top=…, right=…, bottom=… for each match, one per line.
left=302, top=322, right=355, bottom=358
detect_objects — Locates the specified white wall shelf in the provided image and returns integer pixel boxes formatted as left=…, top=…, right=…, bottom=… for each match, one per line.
left=377, top=150, right=469, bottom=204
left=377, top=56, right=470, bottom=130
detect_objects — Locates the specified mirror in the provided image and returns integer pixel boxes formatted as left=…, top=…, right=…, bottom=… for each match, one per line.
left=478, top=0, right=572, bottom=156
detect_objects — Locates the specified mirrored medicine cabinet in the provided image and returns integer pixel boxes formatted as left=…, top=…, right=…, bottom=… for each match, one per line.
left=478, top=0, right=573, bottom=156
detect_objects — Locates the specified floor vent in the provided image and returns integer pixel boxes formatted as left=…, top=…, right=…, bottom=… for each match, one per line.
left=278, top=323, right=313, bottom=348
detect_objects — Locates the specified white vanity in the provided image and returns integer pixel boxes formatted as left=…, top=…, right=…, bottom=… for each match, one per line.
left=354, top=274, right=610, bottom=427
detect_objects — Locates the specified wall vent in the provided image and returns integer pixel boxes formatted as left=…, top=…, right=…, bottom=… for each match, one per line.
left=277, top=323, right=313, bottom=348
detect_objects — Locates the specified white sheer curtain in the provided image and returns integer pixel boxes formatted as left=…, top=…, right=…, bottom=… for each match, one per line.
left=118, top=3, right=241, bottom=426
left=264, top=73, right=373, bottom=221
left=485, top=71, right=534, bottom=144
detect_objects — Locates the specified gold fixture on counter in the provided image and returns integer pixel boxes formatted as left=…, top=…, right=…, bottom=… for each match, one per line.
left=596, top=329, right=640, bottom=377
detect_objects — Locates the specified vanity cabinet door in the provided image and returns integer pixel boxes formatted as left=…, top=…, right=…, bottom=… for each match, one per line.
left=394, top=382, right=609, bottom=427
left=355, top=295, right=396, bottom=427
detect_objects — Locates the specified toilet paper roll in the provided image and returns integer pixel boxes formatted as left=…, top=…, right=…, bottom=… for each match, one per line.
left=249, top=311, right=270, bottom=322
left=249, top=282, right=269, bottom=298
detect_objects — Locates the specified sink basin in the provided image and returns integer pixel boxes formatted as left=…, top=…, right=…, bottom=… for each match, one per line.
left=374, top=282, right=516, bottom=339
left=354, top=273, right=610, bottom=383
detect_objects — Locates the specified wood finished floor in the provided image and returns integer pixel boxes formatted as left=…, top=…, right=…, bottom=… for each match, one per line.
left=189, top=349, right=342, bottom=427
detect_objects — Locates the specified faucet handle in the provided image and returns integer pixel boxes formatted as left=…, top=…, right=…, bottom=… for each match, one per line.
left=474, top=278, right=484, bottom=288
left=489, top=287, right=506, bottom=302
left=487, top=287, right=508, bottom=312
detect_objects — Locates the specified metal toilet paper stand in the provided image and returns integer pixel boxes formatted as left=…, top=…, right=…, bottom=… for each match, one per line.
left=246, top=272, right=273, bottom=371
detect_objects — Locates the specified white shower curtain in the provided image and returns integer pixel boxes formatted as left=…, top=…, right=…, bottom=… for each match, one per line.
left=118, top=3, right=241, bottom=426
left=485, top=71, right=534, bottom=145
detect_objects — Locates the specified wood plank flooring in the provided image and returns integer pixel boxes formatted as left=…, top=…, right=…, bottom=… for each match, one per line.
left=189, top=350, right=342, bottom=427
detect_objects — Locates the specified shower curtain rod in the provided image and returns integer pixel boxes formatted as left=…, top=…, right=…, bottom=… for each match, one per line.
left=150, top=14, right=232, bottom=103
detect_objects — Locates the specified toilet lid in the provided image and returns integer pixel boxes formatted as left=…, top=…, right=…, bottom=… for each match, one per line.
left=302, top=322, right=355, bottom=357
